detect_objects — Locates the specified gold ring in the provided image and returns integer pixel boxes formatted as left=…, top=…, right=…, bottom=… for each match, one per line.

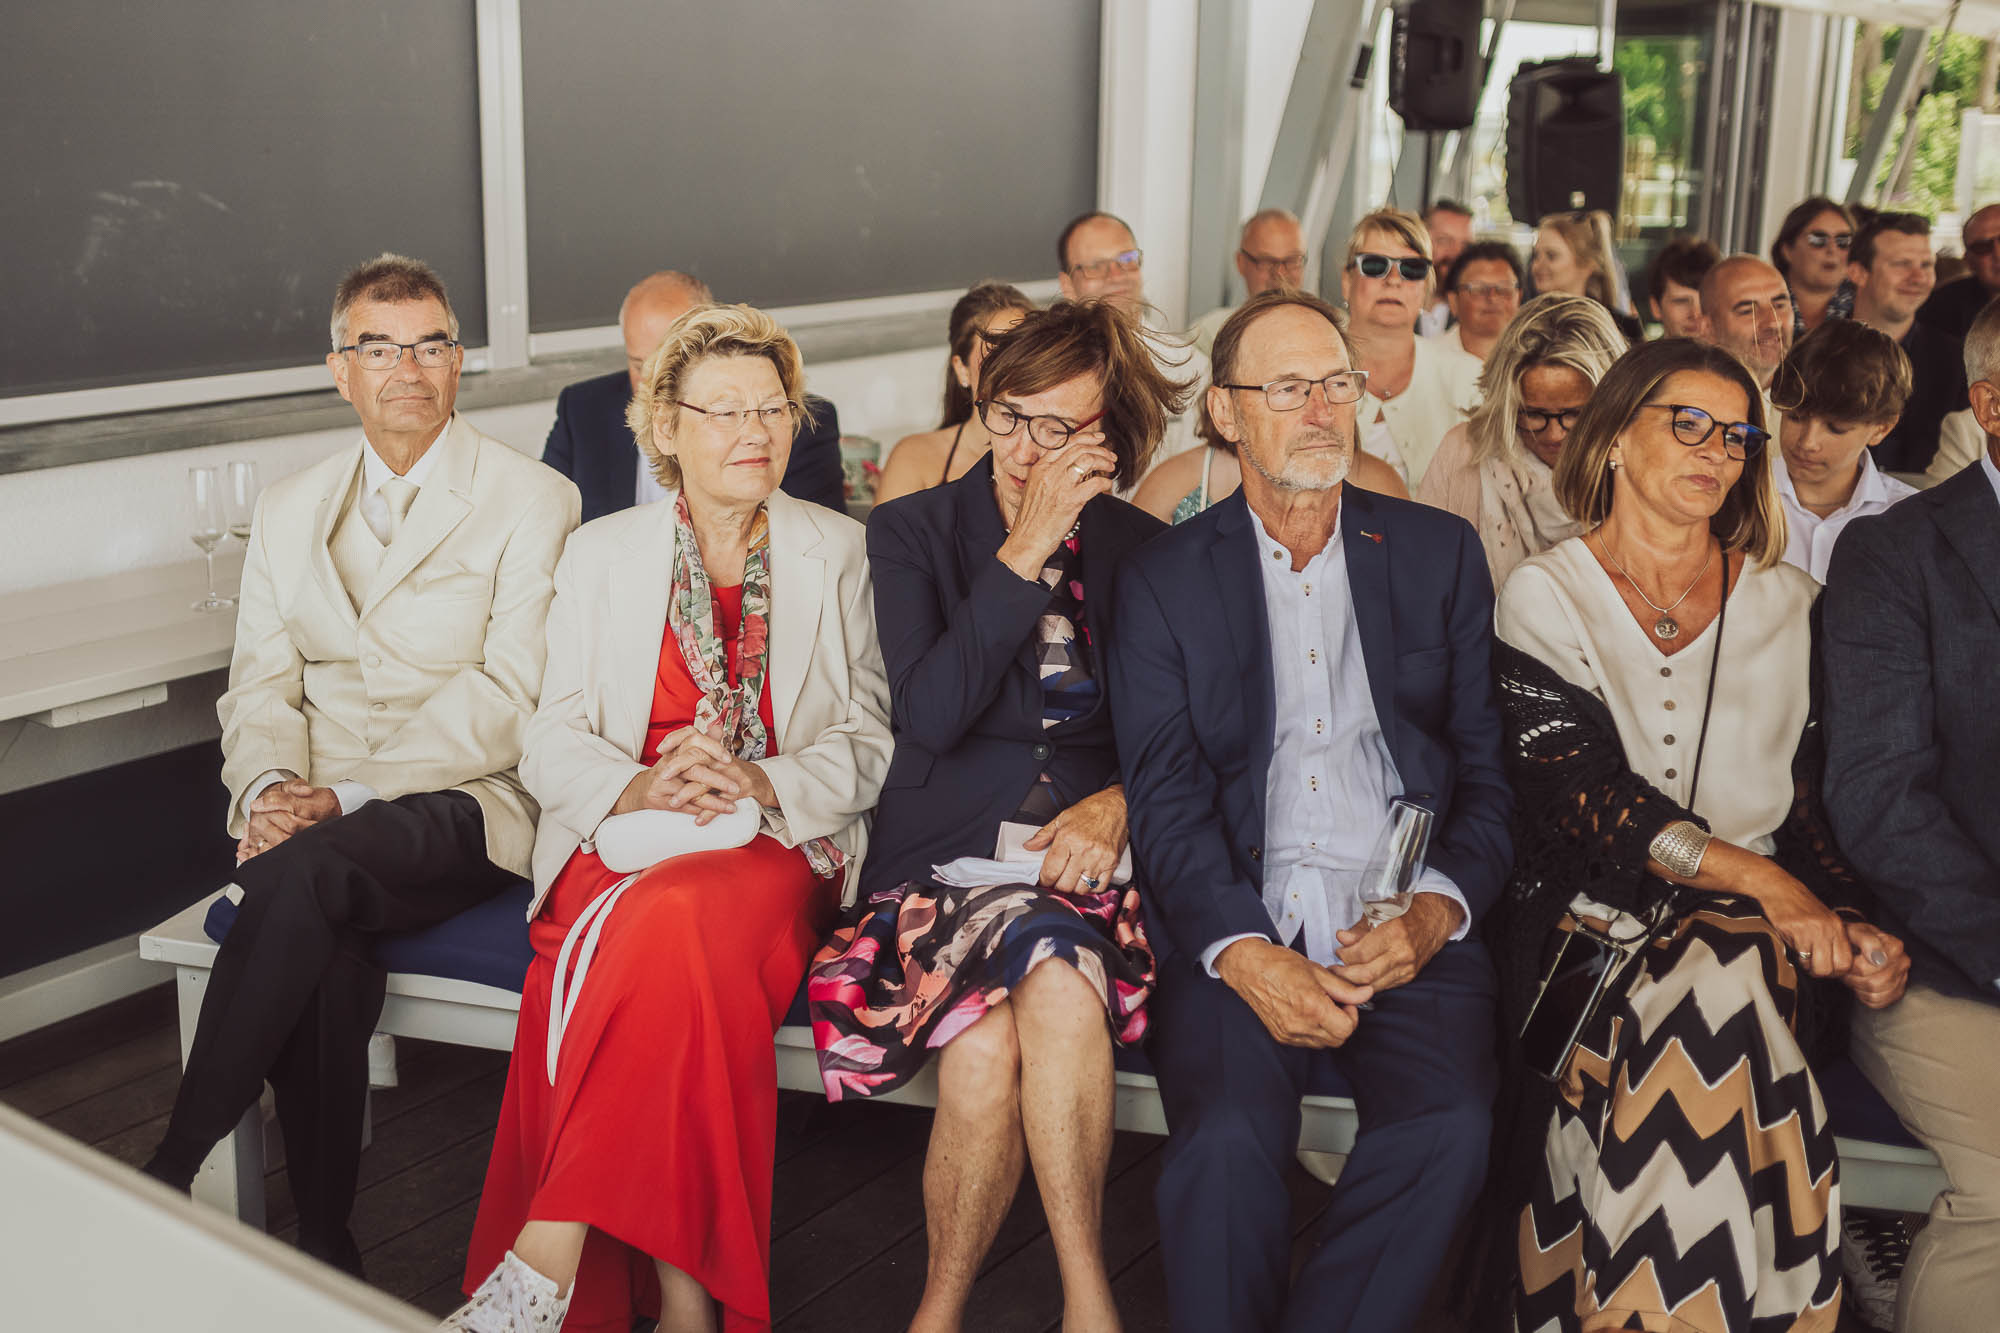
left=1073, top=463, right=1091, bottom=476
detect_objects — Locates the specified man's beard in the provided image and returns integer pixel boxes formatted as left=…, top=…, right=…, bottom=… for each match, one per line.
left=1241, top=429, right=1353, bottom=492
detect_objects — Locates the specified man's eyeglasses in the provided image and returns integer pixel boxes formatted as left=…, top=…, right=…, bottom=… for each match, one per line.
left=1516, top=407, right=1581, bottom=435
left=1068, top=249, right=1143, bottom=281
left=1352, top=253, right=1431, bottom=282
left=676, top=400, right=797, bottom=433
left=1641, top=403, right=1769, bottom=459
left=1217, top=372, right=1370, bottom=411
left=1458, top=280, right=1521, bottom=301
left=1802, top=230, right=1852, bottom=251
left=1239, top=249, right=1307, bottom=276
left=339, top=338, right=460, bottom=370
left=978, top=400, right=1106, bottom=450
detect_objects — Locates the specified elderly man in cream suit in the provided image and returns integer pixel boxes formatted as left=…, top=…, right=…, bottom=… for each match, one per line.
left=144, top=255, right=579, bottom=1276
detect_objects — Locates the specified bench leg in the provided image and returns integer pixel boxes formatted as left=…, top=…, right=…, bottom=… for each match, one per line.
left=172, top=965, right=267, bottom=1230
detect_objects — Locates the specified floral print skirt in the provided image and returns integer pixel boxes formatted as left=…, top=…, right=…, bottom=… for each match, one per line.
left=807, top=877, right=1155, bottom=1101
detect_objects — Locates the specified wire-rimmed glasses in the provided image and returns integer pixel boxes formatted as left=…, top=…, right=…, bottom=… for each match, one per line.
left=336, top=338, right=460, bottom=371
left=676, top=399, right=798, bottom=435
left=1215, top=371, right=1370, bottom=412
left=1066, top=248, right=1143, bottom=281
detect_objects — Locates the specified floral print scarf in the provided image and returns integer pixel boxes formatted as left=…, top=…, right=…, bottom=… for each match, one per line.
left=668, top=493, right=844, bottom=879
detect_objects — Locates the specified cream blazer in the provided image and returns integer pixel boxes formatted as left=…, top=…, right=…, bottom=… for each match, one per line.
left=519, top=489, right=893, bottom=918
left=218, top=415, right=582, bottom=877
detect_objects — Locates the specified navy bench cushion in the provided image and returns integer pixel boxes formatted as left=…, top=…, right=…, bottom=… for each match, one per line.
left=1817, top=1056, right=1919, bottom=1150
left=202, top=880, right=538, bottom=994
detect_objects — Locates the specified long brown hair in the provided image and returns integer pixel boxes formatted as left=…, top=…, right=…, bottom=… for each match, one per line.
left=1552, top=337, right=1787, bottom=567
left=1538, top=210, right=1619, bottom=309
left=939, top=282, right=1032, bottom=429
left=978, top=299, right=1195, bottom=485
left=1769, top=319, right=1911, bottom=426
left=1769, top=196, right=1854, bottom=277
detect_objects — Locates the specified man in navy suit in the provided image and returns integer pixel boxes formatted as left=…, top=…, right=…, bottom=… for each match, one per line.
left=1109, top=289, right=1511, bottom=1332
left=541, top=270, right=848, bottom=521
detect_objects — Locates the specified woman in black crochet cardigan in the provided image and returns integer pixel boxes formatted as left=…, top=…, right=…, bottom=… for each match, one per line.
left=1483, top=338, right=1910, bottom=1333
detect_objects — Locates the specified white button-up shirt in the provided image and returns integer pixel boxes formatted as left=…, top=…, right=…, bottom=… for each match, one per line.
left=1983, top=444, right=2000, bottom=508
left=1776, top=451, right=1917, bottom=583
left=1199, top=505, right=1470, bottom=975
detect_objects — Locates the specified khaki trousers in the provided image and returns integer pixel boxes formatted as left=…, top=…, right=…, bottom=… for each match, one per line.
left=1851, top=981, right=2000, bottom=1333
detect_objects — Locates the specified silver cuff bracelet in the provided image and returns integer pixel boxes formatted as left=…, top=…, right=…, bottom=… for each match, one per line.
left=1650, top=819, right=1711, bottom=881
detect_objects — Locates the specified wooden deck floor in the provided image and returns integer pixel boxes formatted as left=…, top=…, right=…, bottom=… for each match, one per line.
left=0, top=985, right=1876, bottom=1332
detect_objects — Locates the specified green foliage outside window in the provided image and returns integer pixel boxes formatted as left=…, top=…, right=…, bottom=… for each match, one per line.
left=1849, top=28, right=1995, bottom=220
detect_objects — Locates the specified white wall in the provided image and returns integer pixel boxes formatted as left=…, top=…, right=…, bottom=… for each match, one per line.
left=1101, top=0, right=1200, bottom=327
left=0, top=345, right=943, bottom=599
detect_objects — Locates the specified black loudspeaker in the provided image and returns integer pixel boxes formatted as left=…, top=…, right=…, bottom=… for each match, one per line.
left=1389, top=0, right=1482, bottom=132
left=1505, top=57, right=1624, bottom=222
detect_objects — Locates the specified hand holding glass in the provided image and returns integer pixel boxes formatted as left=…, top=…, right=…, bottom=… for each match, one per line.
left=1360, top=799, right=1434, bottom=926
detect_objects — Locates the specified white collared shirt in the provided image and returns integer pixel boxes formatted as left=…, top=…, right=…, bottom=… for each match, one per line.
left=1776, top=452, right=1917, bottom=583
left=1198, top=505, right=1469, bottom=975
left=635, top=451, right=669, bottom=507
left=1983, top=444, right=2000, bottom=508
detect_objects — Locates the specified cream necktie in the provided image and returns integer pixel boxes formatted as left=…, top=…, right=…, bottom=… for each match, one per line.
left=380, top=477, right=419, bottom=544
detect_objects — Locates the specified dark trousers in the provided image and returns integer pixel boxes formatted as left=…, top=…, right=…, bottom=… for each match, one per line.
left=148, top=790, right=510, bottom=1273
left=1148, top=939, right=1500, bottom=1333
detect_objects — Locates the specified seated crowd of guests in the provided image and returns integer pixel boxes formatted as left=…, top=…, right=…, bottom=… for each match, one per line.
left=134, top=188, right=2000, bottom=1333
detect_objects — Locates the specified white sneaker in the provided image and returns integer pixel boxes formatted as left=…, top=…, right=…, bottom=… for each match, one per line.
left=439, top=1250, right=570, bottom=1332
left=1840, top=1209, right=1912, bottom=1332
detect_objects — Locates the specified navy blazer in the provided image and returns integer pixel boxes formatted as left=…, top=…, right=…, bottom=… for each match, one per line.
left=862, top=455, right=1167, bottom=896
left=541, top=368, right=847, bottom=523
left=1107, top=486, right=1514, bottom=963
left=1823, top=463, right=2000, bottom=1004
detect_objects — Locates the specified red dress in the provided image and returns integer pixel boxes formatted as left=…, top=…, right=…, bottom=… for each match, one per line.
left=465, top=585, right=836, bottom=1332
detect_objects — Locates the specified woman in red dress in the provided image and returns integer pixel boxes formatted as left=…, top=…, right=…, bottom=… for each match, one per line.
left=450, top=304, right=892, bottom=1333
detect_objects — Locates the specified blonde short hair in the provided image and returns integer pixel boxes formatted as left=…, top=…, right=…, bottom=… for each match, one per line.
left=1553, top=337, right=1787, bottom=568
left=625, top=303, right=809, bottom=490
left=1343, top=208, right=1436, bottom=301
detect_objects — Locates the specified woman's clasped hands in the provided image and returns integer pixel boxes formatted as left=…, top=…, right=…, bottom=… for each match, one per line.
left=613, top=722, right=777, bottom=825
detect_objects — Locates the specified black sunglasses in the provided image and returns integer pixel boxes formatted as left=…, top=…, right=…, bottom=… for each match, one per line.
left=1352, top=253, right=1431, bottom=282
left=1802, top=230, right=1852, bottom=251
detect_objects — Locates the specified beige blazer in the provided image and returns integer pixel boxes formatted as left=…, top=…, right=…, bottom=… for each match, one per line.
left=519, top=489, right=893, bottom=918
left=218, top=415, right=582, bottom=876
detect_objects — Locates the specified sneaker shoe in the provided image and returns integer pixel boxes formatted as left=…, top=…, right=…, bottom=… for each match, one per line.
left=440, top=1251, right=570, bottom=1332
left=1840, top=1208, right=1912, bottom=1332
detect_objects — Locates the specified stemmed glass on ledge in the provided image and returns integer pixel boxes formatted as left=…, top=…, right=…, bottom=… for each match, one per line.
left=225, top=459, right=260, bottom=545
left=188, top=466, right=234, bottom=612
left=1360, top=799, right=1434, bottom=926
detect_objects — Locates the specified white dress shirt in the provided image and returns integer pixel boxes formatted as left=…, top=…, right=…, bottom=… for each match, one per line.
left=635, top=450, right=669, bottom=506
left=1199, top=505, right=1470, bottom=976
left=241, top=437, right=445, bottom=823
left=1776, top=452, right=1917, bottom=583
left=1984, top=445, right=2000, bottom=507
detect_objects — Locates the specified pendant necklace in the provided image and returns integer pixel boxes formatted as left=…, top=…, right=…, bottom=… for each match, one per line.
left=1593, top=532, right=1713, bottom=641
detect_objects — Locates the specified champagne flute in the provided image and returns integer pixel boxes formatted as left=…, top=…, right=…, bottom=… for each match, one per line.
left=188, top=466, right=234, bottom=611
left=1359, top=799, right=1434, bottom=926
left=225, top=459, right=260, bottom=543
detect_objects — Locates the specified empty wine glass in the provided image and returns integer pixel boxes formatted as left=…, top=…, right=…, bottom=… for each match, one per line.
left=225, top=459, right=260, bottom=544
left=1359, top=799, right=1434, bottom=926
left=188, top=466, right=234, bottom=612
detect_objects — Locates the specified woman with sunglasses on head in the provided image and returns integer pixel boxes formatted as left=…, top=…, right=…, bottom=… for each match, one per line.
left=1530, top=210, right=1643, bottom=345
left=1339, top=207, right=1484, bottom=491
left=875, top=282, right=1034, bottom=505
left=1415, top=293, right=1627, bottom=586
left=1771, top=195, right=1858, bottom=337
left=1480, top=338, right=1909, bottom=1333
left=811, top=299, right=1189, bottom=1333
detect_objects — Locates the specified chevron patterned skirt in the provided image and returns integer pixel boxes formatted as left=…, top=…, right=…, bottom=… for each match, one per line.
left=1516, top=896, right=1843, bottom=1333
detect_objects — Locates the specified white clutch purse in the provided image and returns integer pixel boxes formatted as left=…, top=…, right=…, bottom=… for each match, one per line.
left=591, top=797, right=762, bottom=873
left=994, top=820, right=1134, bottom=885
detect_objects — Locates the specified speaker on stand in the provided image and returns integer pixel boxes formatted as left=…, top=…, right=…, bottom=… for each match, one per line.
left=1389, top=0, right=1483, bottom=208
left=1505, top=57, right=1624, bottom=223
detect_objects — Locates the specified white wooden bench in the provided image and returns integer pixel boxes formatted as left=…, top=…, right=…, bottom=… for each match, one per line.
left=139, top=894, right=1945, bottom=1227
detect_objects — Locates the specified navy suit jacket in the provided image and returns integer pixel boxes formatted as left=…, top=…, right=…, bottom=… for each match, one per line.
left=541, top=368, right=847, bottom=523
left=1823, top=463, right=2000, bottom=1004
left=1107, top=486, right=1514, bottom=964
left=862, top=455, right=1166, bottom=897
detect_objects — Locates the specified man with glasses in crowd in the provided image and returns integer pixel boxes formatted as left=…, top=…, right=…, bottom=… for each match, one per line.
left=141, top=254, right=579, bottom=1276
left=1417, top=198, right=1475, bottom=337
left=1430, top=240, right=1524, bottom=373
left=1057, top=209, right=1209, bottom=475
left=1110, top=287, right=1510, bottom=1332
left=1918, top=203, right=2000, bottom=340
left=541, top=269, right=847, bottom=522
left=1849, top=212, right=1967, bottom=473
left=1188, top=208, right=1308, bottom=357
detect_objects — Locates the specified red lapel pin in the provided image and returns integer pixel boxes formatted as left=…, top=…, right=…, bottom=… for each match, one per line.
left=1360, top=530, right=1385, bottom=543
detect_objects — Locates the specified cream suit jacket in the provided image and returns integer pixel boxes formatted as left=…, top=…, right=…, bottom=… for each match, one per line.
left=218, top=415, right=582, bottom=877
left=520, top=489, right=893, bottom=919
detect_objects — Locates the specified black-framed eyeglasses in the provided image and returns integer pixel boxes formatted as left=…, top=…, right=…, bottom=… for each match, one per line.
left=675, top=399, right=798, bottom=433
left=1516, top=407, right=1581, bottom=435
left=1068, top=249, right=1143, bottom=281
left=1802, top=230, right=1852, bottom=251
left=1239, top=248, right=1307, bottom=275
left=1640, top=403, right=1769, bottom=459
left=1217, top=371, right=1370, bottom=411
left=978, top=400, right=1106, bottom=450
left=1352, top=253, right=1431, bottom=282
left=338, top=338, right=460, bottom=370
